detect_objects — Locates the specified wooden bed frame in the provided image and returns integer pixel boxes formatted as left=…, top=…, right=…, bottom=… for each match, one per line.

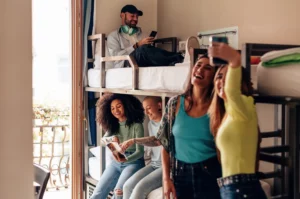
left=84, top=38, right=300, bottom=199
left=84, top=33, right=207, bottom=199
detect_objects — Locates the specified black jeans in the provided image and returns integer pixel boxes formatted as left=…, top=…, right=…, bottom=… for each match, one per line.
left=128, top=45, right=183, bottom=67
left=173, top=156, right=222, bottom=199
left=218, top=173, right=267, bottom=199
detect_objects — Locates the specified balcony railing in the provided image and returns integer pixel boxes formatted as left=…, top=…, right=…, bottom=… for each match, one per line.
left=33, top=122, right=70, bottom=190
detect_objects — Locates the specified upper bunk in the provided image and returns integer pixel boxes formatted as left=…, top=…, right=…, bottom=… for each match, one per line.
left=85, top=34, right=206, bottom=97
left=242, top=43, right=300, bottom=102
left=86, top=33, right=300, bottom=101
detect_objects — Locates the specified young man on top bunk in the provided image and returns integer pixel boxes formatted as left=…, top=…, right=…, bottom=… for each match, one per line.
left=106, top=4, right=184, bottom=69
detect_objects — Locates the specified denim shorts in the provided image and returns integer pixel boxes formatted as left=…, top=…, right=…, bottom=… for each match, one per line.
left=218, top=173, right=267, bottom=199
left=173, top=156, right=222, bottom=199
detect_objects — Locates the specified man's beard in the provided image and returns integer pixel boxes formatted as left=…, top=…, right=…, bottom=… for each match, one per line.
left=125, top=16, right=137, bottom=28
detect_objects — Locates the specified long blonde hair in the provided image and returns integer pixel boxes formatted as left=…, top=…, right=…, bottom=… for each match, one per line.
left=208, top=65, right=254, bottom=137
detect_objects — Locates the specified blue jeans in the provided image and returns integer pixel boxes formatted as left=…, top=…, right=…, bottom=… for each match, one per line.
left=123, top=164, right=162, bottom=199
left=90, top=158, right=144, bottom=199
left=173, top=156, right=222, bottom=199
left=219, top=174, right=267, bottom=199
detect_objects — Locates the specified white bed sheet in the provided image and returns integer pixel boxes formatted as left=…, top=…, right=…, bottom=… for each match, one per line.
left=88, top=65, right=190, bottom=92
left=257, top=63, right=300, bottom=98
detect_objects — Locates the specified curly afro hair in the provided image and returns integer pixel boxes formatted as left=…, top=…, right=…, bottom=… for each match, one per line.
left=96, top=93, right=145, bottom=135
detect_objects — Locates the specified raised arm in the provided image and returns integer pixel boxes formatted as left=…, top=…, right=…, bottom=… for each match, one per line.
left=224, top=66, right=249, bottom=120
left=208, top=42, right=250, bottom=120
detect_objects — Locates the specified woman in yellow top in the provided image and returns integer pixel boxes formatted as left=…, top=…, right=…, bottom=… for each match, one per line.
left=208, top=43, right=267, bottom=199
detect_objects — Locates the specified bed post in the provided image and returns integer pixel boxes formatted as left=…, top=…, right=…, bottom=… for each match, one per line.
left=128, top=56, right=139, bottom=90
left=99, top=34, right=106, bottom=88
left=242, top=43, right=251, bottom=81
left=286, top=102, right=300, bottom=198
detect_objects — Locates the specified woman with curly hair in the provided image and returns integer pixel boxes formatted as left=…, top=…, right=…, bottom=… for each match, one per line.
left=90, top=93, right=145, bottom=199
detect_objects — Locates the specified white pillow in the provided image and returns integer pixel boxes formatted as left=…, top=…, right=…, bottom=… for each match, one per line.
left=90, top=146, right=114, bottom=168
left=89, top=146, right=101, bottom=159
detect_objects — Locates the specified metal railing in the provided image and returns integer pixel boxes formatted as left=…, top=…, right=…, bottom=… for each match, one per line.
left=33, top=123, right=70, bottom=190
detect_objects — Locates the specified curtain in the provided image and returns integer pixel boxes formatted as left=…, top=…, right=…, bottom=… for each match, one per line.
left=83, top=0, right=97, bottom=146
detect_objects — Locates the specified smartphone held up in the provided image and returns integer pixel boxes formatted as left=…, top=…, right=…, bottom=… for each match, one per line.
left=209, top=36, right=228, bottom=66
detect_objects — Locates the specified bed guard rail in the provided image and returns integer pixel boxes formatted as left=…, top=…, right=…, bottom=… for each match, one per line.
left=88, top=34, right=178, bottom=90
left=88, top=34, right=139, bottom=90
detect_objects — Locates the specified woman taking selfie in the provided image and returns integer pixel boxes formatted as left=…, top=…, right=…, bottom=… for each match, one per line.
left=90, top=93, right=145, bottom=199
left=208, top=42, right=267, bottom=199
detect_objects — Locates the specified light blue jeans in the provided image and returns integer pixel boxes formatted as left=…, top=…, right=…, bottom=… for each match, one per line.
left=123, top=164, right=162, bottom=199
left=90, top=157, right=144, bottom=199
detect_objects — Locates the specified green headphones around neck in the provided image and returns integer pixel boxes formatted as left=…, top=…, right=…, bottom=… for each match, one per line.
left=120, top=25, right=138, bottom=36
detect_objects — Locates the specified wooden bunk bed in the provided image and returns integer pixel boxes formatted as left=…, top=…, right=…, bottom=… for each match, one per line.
left=242, top=43, right=300, bottom=199
left=83, top=33, right=206, bottom=199
left=84, top=37, right=300, bottom=199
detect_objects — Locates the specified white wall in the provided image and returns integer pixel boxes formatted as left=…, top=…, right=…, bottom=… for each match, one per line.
left=95, top=0, right=157, bottom=36
left=156, top=0, right=300, bottom=189
left=0, top=0, right=33, bottom=199
left=157, top=0, right=300, bottom=47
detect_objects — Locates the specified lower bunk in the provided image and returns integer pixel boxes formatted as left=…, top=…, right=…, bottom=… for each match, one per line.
left=84, top=42, right=300, bottom=199
left=85, top=141, right=272, bottom=199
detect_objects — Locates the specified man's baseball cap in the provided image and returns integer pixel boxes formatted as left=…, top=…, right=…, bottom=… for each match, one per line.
left=121, top=5, right=143, bottom=16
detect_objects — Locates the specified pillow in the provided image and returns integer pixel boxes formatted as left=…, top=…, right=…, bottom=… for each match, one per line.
left=89, top=146, right=101, bottom=159
left=261, top=47, right=300, bottom=62
left=175, top=36, right=200, bottom=67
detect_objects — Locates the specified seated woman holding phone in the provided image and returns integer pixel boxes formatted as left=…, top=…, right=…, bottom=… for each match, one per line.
left=208, top=37, right=267, bottom=199
left=107, top=4, right=184, bottom=68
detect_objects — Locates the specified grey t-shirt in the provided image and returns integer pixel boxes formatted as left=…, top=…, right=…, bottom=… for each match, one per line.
left=148, top=120, right=162, bottom=168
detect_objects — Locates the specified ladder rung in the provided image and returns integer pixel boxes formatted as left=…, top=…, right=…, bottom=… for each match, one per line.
left=259, top=153, right=288, bottom=166
left=257, top=171, right=281, bottom=179
left=261, top=130, right=282, bottom=138
left=261, top=146, right=289, bottom=153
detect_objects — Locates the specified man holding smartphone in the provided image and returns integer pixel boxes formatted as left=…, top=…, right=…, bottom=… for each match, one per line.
left=106, top=4, right=183, bottom=69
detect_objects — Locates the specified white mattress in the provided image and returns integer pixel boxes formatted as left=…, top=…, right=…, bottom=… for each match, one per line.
left=257, top=63, right=300, bottom=98
left=88, top=65, right=190, bottom=92
left=89, top=157, right=100, bottom=181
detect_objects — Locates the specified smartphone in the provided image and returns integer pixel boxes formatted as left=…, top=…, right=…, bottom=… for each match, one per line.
left=149, top=31, right=157, bottom=38
left=209, top=36, right=228, bottom=66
